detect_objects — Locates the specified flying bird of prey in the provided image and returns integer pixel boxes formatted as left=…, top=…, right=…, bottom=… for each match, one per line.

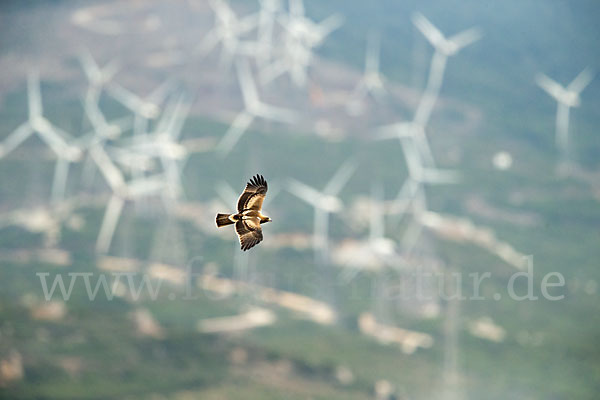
left=216, top=174, right=271, bottom=250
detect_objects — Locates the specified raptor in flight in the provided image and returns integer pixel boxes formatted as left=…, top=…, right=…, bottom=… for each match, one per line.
left=216, top=174, right=271, bottom=251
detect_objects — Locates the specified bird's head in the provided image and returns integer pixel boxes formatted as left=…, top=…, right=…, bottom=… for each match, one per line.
left=261, top=216, right=272, bottom=224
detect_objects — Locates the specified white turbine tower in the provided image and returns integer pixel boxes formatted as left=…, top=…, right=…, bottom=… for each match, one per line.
left=535, top=67, right=594, bottom=168
left=412, top=12, right=481, bottom=126
left=287, top=160, right=356, bottom=263
left=346, top=32, right=387, bottom=116
left=216, top=59, right=297, bottom=156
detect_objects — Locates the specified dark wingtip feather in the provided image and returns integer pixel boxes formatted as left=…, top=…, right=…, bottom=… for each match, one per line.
left=248, top=174, right=267, bottom=190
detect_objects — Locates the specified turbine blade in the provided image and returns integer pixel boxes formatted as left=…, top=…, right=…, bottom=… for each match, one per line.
left=127, top=177, right=165, bottom=197
left=197, top=29, right=221, bottom=55
left=153, top=98, right=176, bottom=136
left=102, top=59, right=120, bottom=82
left=287, top=178, right=322, bottom=207
left=0, top=123, right=34, bottom=158
left=568, top=67, right=594, bottom=94
left=374, top=122, right=413, bottom=140
left=254, top=103, right=297, bottom=123
left=89, top=145, right=126, bottom=190
left=237, top=13, right=260, bottom=33
left=390, top=179, right=418, bottom=216
left=216, top=111, right=254, bottom=156
left=107, top=83, right=145, bottom=112
left=259, top=59, right=289, bottom=85
left=78, top=49, right=101, bottom=82
left=148, top=79, right=174, bottom=105
left=324, top=160, right=356, bottom=195
left=262, top=181, right=281, bottom=207
left=314, top=14, right=344, bottom=42
left=169, top=97, right=192, bottom=141
left=216, top=181, right=238, bottom=205
left=421, top=168, right=460, bottom=184
left=34, top=120, right=76, bottom=159
left=448, top=27, right=482, bottom=51
left=535, top=73, right=564, bottom=100
left=411, top=12, right=445, bottom=48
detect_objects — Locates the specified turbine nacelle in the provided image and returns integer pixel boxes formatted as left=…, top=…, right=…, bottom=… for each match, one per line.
left=412, top=12, right=481, bottom=57
left=140, top=103, right=161, bottom=119
left=369, top=237, right=396, bottom=257
left=318, top=195, right=344, bottom=213
left=536, top=68, right=594, bottom=108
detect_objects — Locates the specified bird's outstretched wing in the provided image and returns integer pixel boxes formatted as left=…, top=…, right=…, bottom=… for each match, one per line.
left=235, top=218, right=263, bottom=251
left=237, top=174, right=268, bottom=212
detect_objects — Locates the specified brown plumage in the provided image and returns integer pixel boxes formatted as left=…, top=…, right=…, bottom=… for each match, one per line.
left=216, top=174, right=271, bottom=251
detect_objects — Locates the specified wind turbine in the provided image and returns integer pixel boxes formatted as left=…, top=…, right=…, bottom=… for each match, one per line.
left=106, top=78, right=173, bottom=137
left=281, top=0, right=343, bottom=48
left=119, top=93, right=192, bottom=200
left=260, top=0, right=343, bottom=87
left=346, top=32, right=387, bottom=116
left=89, top=143, right=167, bottom=253
left=0, top=73, right=81, bottom=161
left=388, top=137, right=459, bottom=255
left=198, top=0, right=261, bottom=67
left=338, top=182, right=401, bottom=284
left=255, top=0, right=283, bottom=67
left=400, top=136, right=460, bottom=185
left=79, top=49, right=120, bottom=91
left=0, top=73, right=82, bottom=204
left=216, top=59, right=297, bottom=156
left=77, top=113, right=133, bottom=192
left=287, top=160, right=356, bottom=264
left=535, top=67, right=594, bottom=166
left=412, top=12, right=482, bottom=126
left=260, top=35, right=314, bottom=87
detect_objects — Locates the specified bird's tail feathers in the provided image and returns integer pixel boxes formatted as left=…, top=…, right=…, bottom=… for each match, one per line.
left=216, top=213, right=235, bottom=227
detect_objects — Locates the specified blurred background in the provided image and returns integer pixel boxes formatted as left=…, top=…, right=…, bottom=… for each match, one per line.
left=0, top=0, right=599, bottom=399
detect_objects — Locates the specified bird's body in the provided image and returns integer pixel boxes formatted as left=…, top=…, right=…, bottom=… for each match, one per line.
left=216, top=174, right=271, bottom=250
